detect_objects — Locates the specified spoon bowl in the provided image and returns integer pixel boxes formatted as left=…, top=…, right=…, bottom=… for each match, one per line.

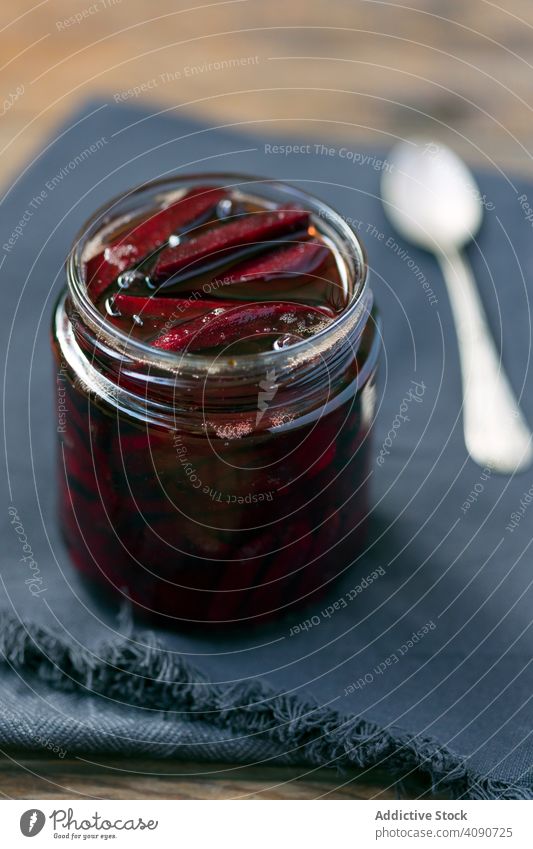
left=382, top=138, right=482, bottom=253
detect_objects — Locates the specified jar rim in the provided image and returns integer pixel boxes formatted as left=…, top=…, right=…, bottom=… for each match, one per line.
left=67, top=172, right=370, bottom=376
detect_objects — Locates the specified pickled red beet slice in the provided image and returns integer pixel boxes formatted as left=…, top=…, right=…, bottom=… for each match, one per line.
left=112, top=293, right=249, bottom=321
left=152, top=302, right=334, bottom=352
left=153, top=206, right=310, bottom=282
left=211, top=238, right=330, bottom=288
left=86, top=186, right=228, bottom=298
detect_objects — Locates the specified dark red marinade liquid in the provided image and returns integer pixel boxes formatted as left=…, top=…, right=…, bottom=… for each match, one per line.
left=53, top=185, right=378, bottom=626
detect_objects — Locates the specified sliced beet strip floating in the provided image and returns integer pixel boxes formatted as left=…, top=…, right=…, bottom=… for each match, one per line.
left=152, top=302, right=334, bottom=352
left=85, top=186, right=228, bottom=299
left=210, top=238, right=330, bottom=288
left=112, top=293, right=249, bottom=321
left=153, top=206, right=310, bottom=283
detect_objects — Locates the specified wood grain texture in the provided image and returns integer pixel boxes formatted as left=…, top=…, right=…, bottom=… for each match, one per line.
left=1, top=0, right=529, bottom=799
left=1, top=0, right=533, bottom=181
left=0, top=753, right=433, bottom=800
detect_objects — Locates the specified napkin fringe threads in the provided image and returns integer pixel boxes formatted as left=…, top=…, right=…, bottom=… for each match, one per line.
left=0, top=609, right=530, bottom=800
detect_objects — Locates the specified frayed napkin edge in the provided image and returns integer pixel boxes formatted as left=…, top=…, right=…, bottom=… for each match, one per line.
left=0, top=609, right=530, bottom=800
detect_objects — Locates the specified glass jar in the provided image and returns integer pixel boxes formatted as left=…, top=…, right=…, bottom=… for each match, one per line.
left=52, top=174, right=380, bottom=627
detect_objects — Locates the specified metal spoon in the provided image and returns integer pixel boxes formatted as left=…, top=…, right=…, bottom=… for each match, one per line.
left=381, top=138, right=532, bottom=473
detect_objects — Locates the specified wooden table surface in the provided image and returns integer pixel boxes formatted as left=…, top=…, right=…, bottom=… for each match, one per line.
left=1, top=754, right=438, bottom=800
left=1, top=0, right=531, bottom=800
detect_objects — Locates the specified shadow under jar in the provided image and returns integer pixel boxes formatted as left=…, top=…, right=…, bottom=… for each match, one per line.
left=51, top=174, right=381, bottom=627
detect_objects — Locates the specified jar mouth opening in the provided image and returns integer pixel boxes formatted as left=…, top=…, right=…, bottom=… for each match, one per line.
left=67, top=173, right=369, bottom=375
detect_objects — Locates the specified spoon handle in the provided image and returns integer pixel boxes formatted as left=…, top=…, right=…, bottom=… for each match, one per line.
left=437, top=249, right=532, bottom=473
